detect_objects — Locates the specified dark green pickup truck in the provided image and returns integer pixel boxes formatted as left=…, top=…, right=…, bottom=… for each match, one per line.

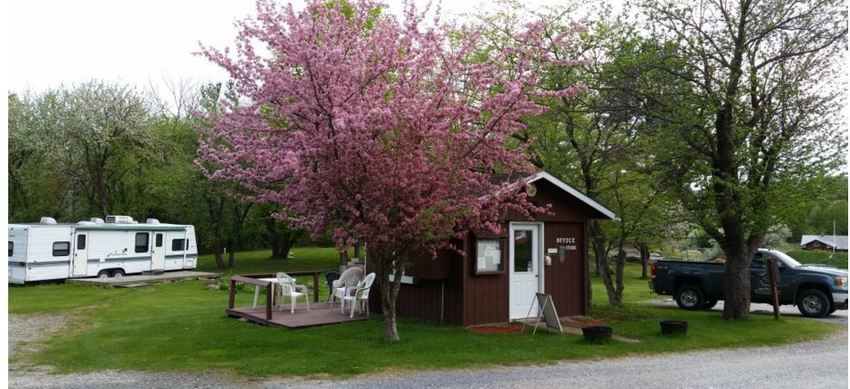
left=650, top=248, right=848, bottom=317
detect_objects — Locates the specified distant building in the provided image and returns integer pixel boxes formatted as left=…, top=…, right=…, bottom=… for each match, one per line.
left=800, top=235, right=848, bottom=252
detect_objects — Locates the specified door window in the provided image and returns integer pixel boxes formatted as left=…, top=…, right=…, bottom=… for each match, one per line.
left=155, top=234, right=163, bottom=248
left=76, top=234, right=86, bottom=250
left=514, top=230, right=534, bottom=273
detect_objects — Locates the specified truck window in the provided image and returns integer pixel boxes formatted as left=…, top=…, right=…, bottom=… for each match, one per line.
left=172, top=239, right=184, bottom=251
left=8, top=241, right=13, bottom=256
left=135, top=233, right=149, bottom=253
left=52, top=242, right=70, bottom=256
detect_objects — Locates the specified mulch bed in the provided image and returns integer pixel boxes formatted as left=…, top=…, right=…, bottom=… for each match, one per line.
left=468, top=324, right=524, bottom=334
left=562, top=316, right=608, bottom=328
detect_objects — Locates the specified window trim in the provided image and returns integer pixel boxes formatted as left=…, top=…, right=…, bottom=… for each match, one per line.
left=52, top=241, right=71, bottom=257
left=171, top=238, right=185, bottom=252
left=474, top=238, right=505, bottom=275
left=134, top=233, right=149, bottom=253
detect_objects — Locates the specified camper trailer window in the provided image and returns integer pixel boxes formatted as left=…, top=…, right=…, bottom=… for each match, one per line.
left=76, top=235, right=86, bottom=250
left=172, top=239, right=185, bottom=251
left=135, top=233, right=149, bottom=253
left=8, top=241, right=13, bottom=256
left=155, top=234, right=163, bottom=248
left=52, top=242, right=70, bottom=256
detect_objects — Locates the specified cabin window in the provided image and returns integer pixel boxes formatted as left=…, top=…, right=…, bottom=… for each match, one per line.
left=52, top=242, right=70, bottom=256
left=135, top=233, right=149, bottom=253
left=475, top=239, right=503, bottom=274
left=155, top=234, right=163, bottom=248
left=76, top=235, right=86, bottom=250
left=8, top=241, right=13, bottom=256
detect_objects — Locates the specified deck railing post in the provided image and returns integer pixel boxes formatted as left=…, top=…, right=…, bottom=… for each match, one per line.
left=313, top=271, right=320, bottom=302
left=266, top=282, right=273, bottom=321
left=228, top=278, right=236, bottom=309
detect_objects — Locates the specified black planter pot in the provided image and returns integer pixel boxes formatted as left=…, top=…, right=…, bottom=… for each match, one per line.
left=582, top=326, right=613, bottom=343
left=660, top=320, right=688, bottom=336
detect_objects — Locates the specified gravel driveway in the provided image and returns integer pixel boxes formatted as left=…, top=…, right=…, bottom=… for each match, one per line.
left=272, top=329, right=848, bottom=389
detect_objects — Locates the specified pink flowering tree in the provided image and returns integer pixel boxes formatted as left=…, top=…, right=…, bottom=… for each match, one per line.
left=199, top=0, right=581, bottom=341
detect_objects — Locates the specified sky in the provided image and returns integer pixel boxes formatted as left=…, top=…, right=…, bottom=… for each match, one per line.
left=7, top=0, right=583, bottom=95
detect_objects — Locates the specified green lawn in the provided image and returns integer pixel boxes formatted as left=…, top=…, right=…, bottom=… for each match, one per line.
left=9, top=248, right=838, bottom=378
left=786, top=249, right=848, bottom=269
left=196, top=246, right=350, bottom=275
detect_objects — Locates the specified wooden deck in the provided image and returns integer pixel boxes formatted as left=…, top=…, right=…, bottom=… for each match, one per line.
left=227, top=302, right=368, bottom=328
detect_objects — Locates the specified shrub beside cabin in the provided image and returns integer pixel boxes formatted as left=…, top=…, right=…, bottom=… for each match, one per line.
left=370, top=171, right=615, bottom=326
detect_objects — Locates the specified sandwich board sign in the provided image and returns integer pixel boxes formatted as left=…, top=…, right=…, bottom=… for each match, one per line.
left=521, top=293, right=563, bottom=335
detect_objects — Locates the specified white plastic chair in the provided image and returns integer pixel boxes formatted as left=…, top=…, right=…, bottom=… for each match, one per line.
left=277, top=272, right=309, bottom=313
left=332, top=266, right=363, bottom=311
left=343, top=272, right=376, bottom=318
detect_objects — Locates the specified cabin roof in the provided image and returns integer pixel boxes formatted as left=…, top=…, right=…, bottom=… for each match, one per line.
left=526, top=171, right=616, bottom=220
left=800, top=235, right=848, bottom=250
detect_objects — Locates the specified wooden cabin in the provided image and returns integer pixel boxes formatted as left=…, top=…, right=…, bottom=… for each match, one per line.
left=370, top=171, right=615, bottom=326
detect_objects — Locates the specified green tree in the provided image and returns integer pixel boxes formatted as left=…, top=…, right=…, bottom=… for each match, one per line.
left=641, top=0, right=847, bottom=319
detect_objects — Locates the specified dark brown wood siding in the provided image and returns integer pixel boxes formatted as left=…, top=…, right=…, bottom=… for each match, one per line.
left=543, top=222, right=587, bottom=316
left=461, top=231, right=509, bottom=325
left=368, top=241, right=464, bottom=324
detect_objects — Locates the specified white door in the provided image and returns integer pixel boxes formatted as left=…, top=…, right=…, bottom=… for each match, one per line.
left=72, top=233, right=88, bottom=276
left=509, top=223, right=542, bottom=320
left=151, top=233, right=165, bottom=271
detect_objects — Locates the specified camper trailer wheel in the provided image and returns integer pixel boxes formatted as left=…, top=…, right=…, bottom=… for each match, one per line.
left=111, top=269, right=125, bottom=278
left=97, top=270, right=110, bottom=279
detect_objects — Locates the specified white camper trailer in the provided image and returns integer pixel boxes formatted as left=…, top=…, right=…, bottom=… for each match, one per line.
left=8, top=216, right=197, bottom=284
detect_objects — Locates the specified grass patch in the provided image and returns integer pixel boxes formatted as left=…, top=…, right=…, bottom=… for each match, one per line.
left=10, top=248, right=840, bottom=378
left=786, top=249, right=848, bottom=269
left=196, top=246, right=350, bottom=276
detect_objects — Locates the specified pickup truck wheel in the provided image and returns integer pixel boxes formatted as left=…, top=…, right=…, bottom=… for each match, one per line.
left=702, top=299, right=718, bottom=310
left=675, top=285, right=705, bottom=310
left=797, top=289, right=829, bottom=318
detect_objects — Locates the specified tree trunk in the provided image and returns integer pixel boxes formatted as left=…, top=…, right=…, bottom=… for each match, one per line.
left=279, top=238, right=295, bottom=260
left=638, top=243, right=650, bottom=279
left=596, top=241, right=616, bottom=305
left=613, top=249, right=625, bottom=306
left=213, top=243, right=225, bottom=270
left=227, top=243, right=236, bottom=269
left=589, top=220, right=604, bottom=276
left=378, top=256, right=404, bottom=342
left=721, top=235, right=759, bottom=319
left=265, top=216, right=282, bottom=257
left=339, top=249, right=350, bottom=266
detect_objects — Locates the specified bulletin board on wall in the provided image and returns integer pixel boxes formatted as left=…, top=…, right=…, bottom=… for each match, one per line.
left=474, top=238, right=504, bottom=274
